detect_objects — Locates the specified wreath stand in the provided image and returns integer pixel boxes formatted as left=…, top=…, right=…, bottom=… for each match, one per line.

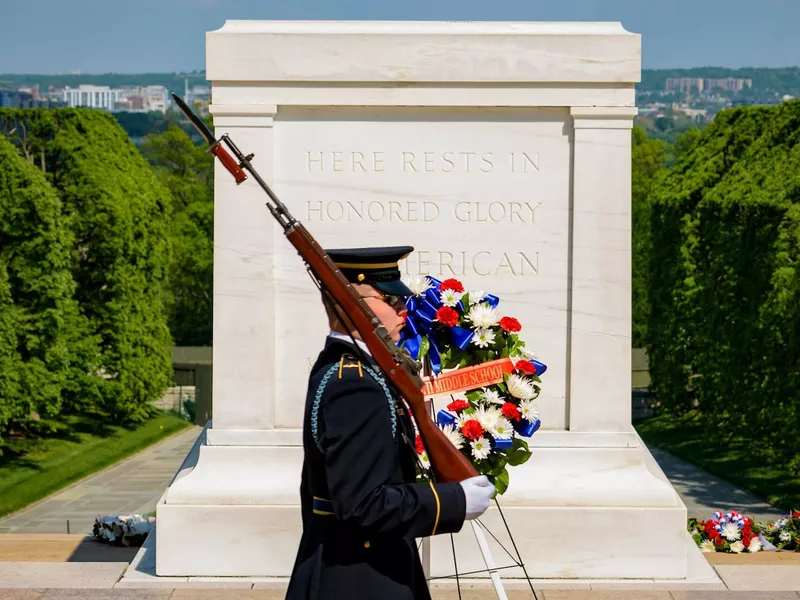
left=418, top=396, right=540, bottom=600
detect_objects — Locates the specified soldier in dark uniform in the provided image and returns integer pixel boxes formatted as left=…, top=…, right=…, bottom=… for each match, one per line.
left=286, top=246, right=495, bottom=600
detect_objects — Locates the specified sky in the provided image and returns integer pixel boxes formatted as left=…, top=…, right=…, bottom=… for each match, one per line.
left=1, top=0, right=798, bottom=74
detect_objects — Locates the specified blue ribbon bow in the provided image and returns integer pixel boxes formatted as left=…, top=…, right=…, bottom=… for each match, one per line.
left=513, top=417, right=541, bottom=437
left=491, top=437, right=514, bottom=451
left=531, top=359, right=547, bottom=376
left=399, top=276, right=500, bottom=374
left=436, top=410, right=457, bottom=428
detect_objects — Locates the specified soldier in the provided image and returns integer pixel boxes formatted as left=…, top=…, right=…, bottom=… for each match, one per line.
left=286, top=245, right=494, bottom=600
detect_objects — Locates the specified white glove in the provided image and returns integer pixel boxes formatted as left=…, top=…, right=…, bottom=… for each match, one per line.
left=459, top=475, right=495, bottom=520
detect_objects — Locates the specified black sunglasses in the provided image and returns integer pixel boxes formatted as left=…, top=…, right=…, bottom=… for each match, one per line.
left=363, top=293, right=404, bottom=306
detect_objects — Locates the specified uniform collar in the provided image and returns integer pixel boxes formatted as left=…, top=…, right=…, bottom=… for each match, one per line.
left=327, top=331, right=372, bottom=357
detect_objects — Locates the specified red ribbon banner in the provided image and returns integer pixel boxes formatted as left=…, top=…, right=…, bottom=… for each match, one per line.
left=421, top=357, right=515, bottom=398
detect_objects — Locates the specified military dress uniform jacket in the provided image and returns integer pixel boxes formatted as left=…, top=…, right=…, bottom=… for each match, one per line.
left=285, top=336, right=467, bottom=600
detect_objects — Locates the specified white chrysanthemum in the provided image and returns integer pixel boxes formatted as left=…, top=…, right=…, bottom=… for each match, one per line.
left=469, top=290, right=487, bottom=305
left=780, top=530, right=792, bottom=542
left=471, top=437, right=491, bottom=460
left=466, top=303, right=501, bottom=329
left=699, top=540, right=716, bottom=553
left=419, top=451, right=430, bottom=468
left=491, top=416, right=514, bottom=440
left=518, top=347, right=537, bottom=360
left=721, top=522, right=741, bottom=541
left=480, top=388, right=505, bottom=405
left=439, top=423, right=465, bottom=450
left=748, top=537, right=763, bottom=553
left=730, top=540, right=745, bottom=554
left=776, top=519, right=788, bottom=529
left=473, top=405, right=501, bottom=431
left=508, top=374, right=536, bottom=401
left=471, top=327, right=496, bottom=348
left=519, top=399, right=540, bottom=422
left=403, top=275, right=433, bottom=297
left=440, top=288, right=464, bottom=307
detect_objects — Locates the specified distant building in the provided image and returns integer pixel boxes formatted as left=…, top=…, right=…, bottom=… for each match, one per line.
left=665, top=77, right=752, bottom=94
left=142, top=85, right=169, bottom=112
left=58, top=84, right=171, bottom=113
left=62, top=85, right=122, bottom=110
left=184, top=78, right=210, bottom=104
left=704, top=77, right=752, bottom=92
left=115, top=95, right=145, bottom=111
left=0, top=87, right=65, bottom=108
left=666, top=77, right=705, bottom=93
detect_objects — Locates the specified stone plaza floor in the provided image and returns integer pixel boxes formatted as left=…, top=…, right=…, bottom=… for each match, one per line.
left=0, top=427, right=798, bottom=598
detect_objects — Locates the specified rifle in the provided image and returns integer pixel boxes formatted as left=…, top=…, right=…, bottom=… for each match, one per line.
left=172, top=93, right=478, bottom=483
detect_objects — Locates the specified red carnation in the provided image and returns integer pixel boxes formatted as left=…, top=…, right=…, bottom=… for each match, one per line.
left=499, top=316, right=521, bottom=333
left=415, top=435, right=425, bottom=454
left=515, top=360, right=536, bottom=376
left=436, top=306, right=459, bottom=327
left=793, top=511, right=800, bottom=519
left=461, top=419, right=484, bottom=440
left=439, top=278, right=464, bottom=293
left=501, top=401, right=522, bottom=422
left=447, top=399, right=470, bottom=412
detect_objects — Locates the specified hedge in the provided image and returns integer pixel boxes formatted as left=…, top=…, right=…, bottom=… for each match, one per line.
left=647, top=99, right=800, bottom=472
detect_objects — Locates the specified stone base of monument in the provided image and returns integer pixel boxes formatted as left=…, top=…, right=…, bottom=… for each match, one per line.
left=129, top=424, right=722, bottom=589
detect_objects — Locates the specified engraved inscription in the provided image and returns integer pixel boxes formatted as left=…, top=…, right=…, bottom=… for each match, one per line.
left=306, top=151, right=539, bottom=173
left=307, top=200, right=440, bottom=222
left=454, top=201, right=542, bottom=223
left=307, top=151, right=385, bottom=172
left=301, top=147, right=547, bottom=278
left=403, top=251, right=539, bottom=277
left=402, top=151, right=494, bottom=173
left=307, top=200, right=541, bottom=223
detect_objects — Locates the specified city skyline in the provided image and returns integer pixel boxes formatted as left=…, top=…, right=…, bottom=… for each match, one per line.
left=1, top=0, right=799, bottom=74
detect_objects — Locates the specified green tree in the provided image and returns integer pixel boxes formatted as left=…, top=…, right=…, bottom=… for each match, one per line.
left=1, top=108, right=175, bottom=423
left=631, top=126, right=665, bottom=347
left=0, top=135, right=98, bottom=441
left=0, top=262, right=23, bottom=442
left=141, top=123, right=213, bottom=346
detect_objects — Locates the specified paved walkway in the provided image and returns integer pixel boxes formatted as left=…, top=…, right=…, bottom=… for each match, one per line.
left=0, top=426, right=202, bottom=535
left=647, top=446, right=785, bottom=523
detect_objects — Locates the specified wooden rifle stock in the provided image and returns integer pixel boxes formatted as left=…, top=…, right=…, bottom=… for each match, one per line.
left=170, top=94, right=478, bottom=483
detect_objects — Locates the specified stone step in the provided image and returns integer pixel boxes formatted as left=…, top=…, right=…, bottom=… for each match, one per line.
left=0, top=534, right=137, bottom=563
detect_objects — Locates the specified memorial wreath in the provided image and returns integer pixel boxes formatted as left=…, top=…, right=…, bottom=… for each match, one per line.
left=399, top=275, right=546, bottom=495
left=690, top=509, right=800, bottom=554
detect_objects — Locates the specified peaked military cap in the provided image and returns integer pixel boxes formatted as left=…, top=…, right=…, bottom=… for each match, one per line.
left=326, top=246, right=414, bottom=297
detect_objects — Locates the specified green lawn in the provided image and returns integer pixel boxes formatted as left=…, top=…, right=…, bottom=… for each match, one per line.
left=0, top=412, right=191, bottom=519
left=635, top=411, right=800, bottom=512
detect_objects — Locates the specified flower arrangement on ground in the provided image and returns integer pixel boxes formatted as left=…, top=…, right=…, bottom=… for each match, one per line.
left=689, top=510, right=764, bottom=553
left=759, top=510, right=800, bottom=552
left=399, top=275, right=546, bottom=495
left=93, top=514, right=155, bottom=547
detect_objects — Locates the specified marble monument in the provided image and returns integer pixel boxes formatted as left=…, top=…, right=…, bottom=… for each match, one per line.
left=151, top=20, right=715, bottom=584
